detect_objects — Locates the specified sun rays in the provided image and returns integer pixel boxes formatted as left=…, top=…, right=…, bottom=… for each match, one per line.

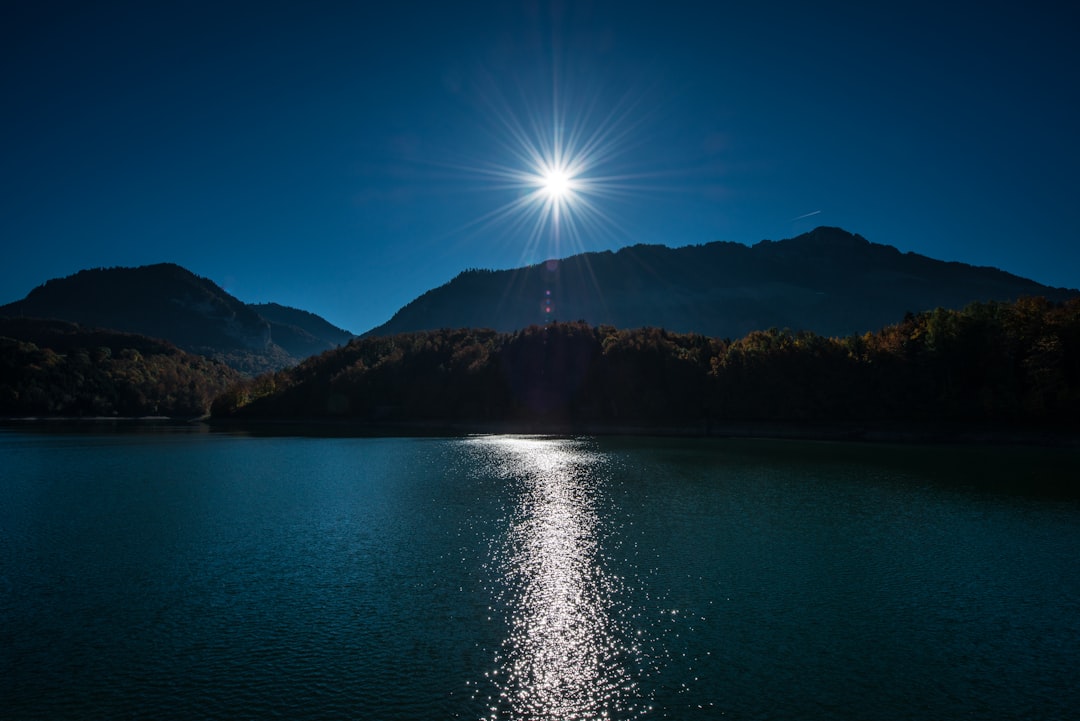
left=446, top=72, right=664, bottom=264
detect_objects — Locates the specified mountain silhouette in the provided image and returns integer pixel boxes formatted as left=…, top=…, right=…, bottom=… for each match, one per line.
left=0, top=264, right=352, bottom=373
left=365, top=227, right=1078, bottom=338
left=250, top=302, right=354, bottom=359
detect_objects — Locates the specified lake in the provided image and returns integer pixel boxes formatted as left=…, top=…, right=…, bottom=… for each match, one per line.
left=2, top=424, right=1078, bottom=720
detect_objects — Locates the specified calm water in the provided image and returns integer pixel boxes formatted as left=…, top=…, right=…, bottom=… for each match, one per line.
left=2, top=426, right=1079, bottom=720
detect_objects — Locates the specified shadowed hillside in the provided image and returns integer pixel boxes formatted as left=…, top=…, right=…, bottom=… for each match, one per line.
left=250, top=302, right=354, bottom=358
left=0, top=264, right=352, bottom=373
left=365, top=227, right=1078, bottom=338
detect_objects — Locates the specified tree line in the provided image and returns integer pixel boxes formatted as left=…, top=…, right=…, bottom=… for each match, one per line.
left=211, top=296, right=1080, bottom=429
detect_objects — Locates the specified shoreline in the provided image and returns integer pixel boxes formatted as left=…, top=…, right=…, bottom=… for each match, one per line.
left=4, top=415, right=1078, bottom=447
left=205, top=414, right=1078, bottom=447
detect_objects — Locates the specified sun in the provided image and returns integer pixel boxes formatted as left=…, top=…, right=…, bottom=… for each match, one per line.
left=540, top=166, right=576, bottom=199
left=447, top=73, right=665, bottom=264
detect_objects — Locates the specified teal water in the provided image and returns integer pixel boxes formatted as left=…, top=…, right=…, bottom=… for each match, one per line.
left=1, top=425, right=1078, bottom=720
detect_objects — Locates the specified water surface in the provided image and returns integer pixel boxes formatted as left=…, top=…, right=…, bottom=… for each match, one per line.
left=1, top=425, right=1078, bottom=719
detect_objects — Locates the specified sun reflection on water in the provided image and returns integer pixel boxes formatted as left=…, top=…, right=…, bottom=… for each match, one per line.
left=468, top=436, right=647, bottom=720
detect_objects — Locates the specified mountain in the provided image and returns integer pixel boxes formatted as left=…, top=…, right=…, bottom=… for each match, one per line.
left=0, top=264, right=352, bottom=373
left=365, top=227, right=1079, bottom=339
left=250, top=302, right=354, bottom=358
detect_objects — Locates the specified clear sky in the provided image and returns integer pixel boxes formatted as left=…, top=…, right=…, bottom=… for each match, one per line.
left=3, top=1, right=1077, bottom=334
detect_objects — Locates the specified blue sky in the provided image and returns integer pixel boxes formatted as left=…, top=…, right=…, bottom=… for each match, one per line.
left=3, top=1, right=1077, bottom=334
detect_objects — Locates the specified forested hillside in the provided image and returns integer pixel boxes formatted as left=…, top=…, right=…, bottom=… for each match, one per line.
left=0, top=318, right=241, bottom=417
left=213, top=297, right=1080, bottom=431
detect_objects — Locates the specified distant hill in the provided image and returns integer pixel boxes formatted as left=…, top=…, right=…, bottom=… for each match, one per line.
left=250, top=302, right=354, bottom=358
left=0, top=264, right=353, bottom=373
left=365, top=227, right=1079, bottom=338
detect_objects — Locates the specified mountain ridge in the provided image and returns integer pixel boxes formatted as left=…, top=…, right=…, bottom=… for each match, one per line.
left=364, top=227, right=1078, bottom=338
left=3, top=228, right=1076, bottom=368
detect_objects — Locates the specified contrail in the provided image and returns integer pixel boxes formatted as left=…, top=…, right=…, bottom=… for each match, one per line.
left=790, top=210, right=821, bottom=221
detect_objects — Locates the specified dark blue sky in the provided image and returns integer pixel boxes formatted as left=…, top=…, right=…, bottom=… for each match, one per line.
left=4, top=1, right=1077, bottom=333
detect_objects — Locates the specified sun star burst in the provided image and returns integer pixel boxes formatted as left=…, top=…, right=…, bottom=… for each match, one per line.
left=446, top=73, right=666, bottom=266
left=539, top=166, right=575, bottom=199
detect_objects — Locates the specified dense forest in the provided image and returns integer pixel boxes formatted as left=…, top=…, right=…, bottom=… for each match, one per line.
left=0, top=318, right=241, bottom=417
left=212, top=297, right=1080, bottom=431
